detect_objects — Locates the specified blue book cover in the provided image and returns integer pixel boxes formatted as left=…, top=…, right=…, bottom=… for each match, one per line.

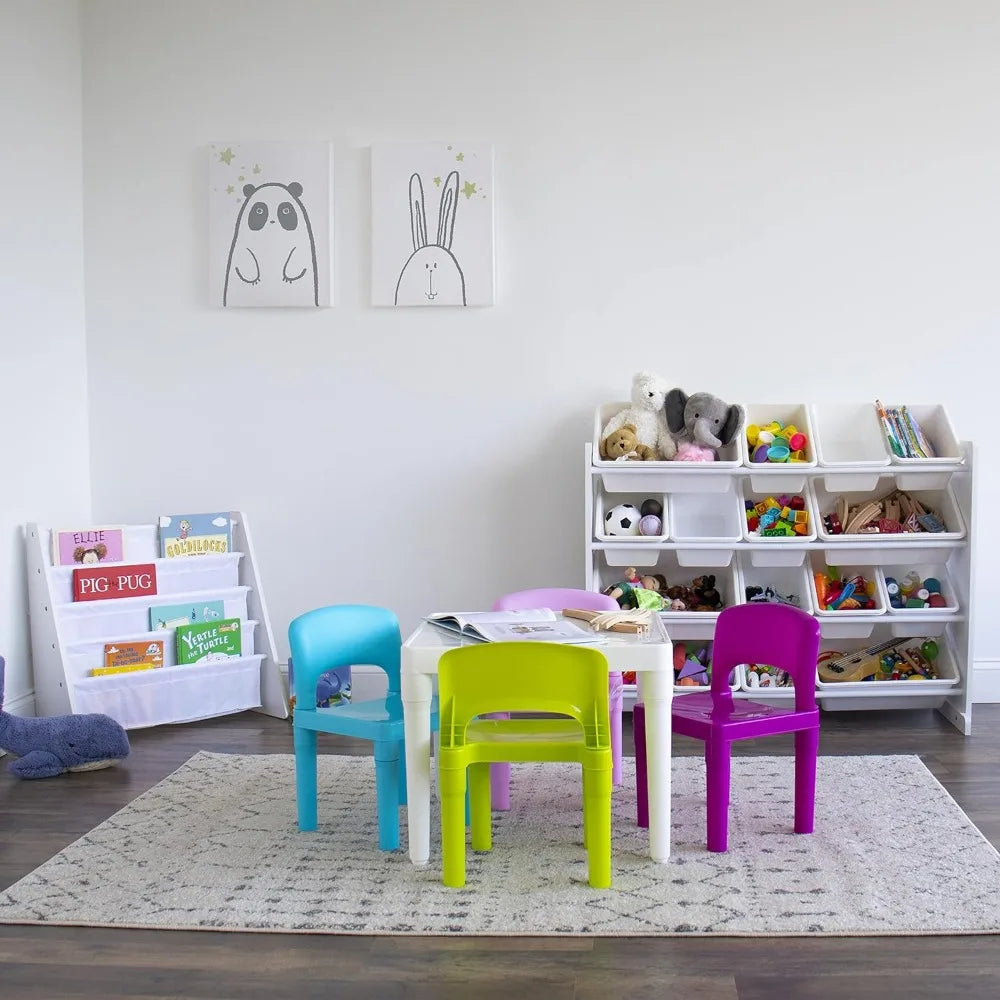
left=149, top=600, right=226, bottom=631
left=158, top=512, right=232, bottom=558
left=288, top=657, right=351, bottom=709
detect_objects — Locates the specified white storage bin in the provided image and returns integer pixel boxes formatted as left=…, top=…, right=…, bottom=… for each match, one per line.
left=594, top=489, right=668, bottom=545
left=737, top=555, right=815, bottom=615
left=50, top=553, right=243, bottom=606
left=812, top=402, right=891, bottom=491
left=671, top=639, right=741, bottom=694
left=669, top=489, right=742, bottom=567
left=809, top=551, right=885, bottom=638
left=815, top=632, right=959, bottom=712
left=592, top=402, right=740, bottom=494
left=56, top=586, right=252, bottom=642
left=880, top=404, right=962, bottom=472
left=64, top=620, right=258, bottom=679
left=740, top=403, right=817, bottom=490
left=740, top=481, right=817, bottom=566
left=812, top=476, right=966, bottom=564
left=70, top=655, right=265, bottom=729
left=876, top=563, right=960, bottom=637
left=595, top=550, right=738, bottom=642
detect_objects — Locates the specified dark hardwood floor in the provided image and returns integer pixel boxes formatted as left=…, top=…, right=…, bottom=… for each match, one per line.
left=1, top=705, right=999, bottom=1000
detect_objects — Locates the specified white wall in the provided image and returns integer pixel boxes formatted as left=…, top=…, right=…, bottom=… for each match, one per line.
left=0, top=0, right=91, bottom=710
left=79, top=1, right=996, bottom=670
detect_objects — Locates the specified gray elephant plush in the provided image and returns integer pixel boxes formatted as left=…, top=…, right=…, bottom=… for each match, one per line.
left=665, top=389, right=745, bottom=462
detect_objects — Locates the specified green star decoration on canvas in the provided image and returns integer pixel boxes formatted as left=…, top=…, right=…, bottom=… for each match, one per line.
left=455, top=152, right=464, bottom=161
left=219, top=147, right=235, bottom=165
left=433, top=176, right=442, bottom=187
left=253, top=164, right=261, bottom=174
left=226, top=185, right=234, bottom=194
left=462, top=181, right=477, bottom=199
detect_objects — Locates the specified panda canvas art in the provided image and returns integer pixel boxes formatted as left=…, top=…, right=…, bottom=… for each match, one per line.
left=208, top=141, right=333, bottom=307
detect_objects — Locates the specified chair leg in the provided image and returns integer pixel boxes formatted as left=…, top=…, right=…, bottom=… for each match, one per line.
left=373, top=741, right=401, bottom=851
left=633, top=702, right=648, bottom=828
left=583, top=764, right=612, bottom=889
left=609, top=672, right=624, bottom=786
left=794, top=727, right=819, bottom=835
left=440, top=765, right=468, bottom=887
left=705, top=736, right=731, bottom=853
left=469, top=762, right=493, bottom=852
left=397, top=743, right=408, bottom=806
left=293, top=726, right=318, bottom=831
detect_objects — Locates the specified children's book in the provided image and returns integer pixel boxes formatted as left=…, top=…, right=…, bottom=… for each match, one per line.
left=91, top=662, right=160, bottom=677
left=73, top=563, right=157, bottom=602
left=425, top=609, right=602, bottom=644
left=149, top=600, right=226, bottom=631
left=288, top=658, right=351, bottom=710
left=158, top=512, right=232, bottom=558
left=175, top=617, right=242, bottom=664
left=52, top=526, right=126, bottom=567
left=102, top=639, right=165, bottom=671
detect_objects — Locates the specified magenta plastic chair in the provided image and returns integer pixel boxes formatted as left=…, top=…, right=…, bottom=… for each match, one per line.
left=634, top=603, right=821, bottom=852
left=489, top=587, right=622, bottom=810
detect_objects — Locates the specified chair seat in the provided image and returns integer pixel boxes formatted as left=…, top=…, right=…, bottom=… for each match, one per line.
left=296, top=696, right=439, bottom=741
left=671, top=693, right=817, bottom=740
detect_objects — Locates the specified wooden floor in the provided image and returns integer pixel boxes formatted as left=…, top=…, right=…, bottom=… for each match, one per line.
left=1, top=705, right=999, bottom=1000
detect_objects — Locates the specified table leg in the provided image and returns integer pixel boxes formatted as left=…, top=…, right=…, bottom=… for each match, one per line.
left=640, top=670, right=672, bottom=862
left=402, top=668, right=434, bottom=867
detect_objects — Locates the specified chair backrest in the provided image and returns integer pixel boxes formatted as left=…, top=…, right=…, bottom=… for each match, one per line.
left=287, top=605, right=402, bottom=708
left=438, top=642, right=611, bottom=749
left=492, top=587, right=619, bottom=613
left=710, top=603, right=821, bottom=712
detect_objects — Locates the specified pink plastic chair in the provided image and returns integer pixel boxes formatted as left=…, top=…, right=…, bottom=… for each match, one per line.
left=489, top=588, right=622, bottom=810
left=634, top=602, right=821, bottom=852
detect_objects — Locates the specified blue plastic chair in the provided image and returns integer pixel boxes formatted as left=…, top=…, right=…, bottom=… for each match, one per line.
left=289, top=604, right=437, bottom=851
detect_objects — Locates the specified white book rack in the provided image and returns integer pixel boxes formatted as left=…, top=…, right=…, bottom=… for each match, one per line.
left=25, top=511, right=288, bottom=730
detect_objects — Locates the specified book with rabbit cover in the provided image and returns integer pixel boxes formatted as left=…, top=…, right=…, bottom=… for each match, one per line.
left=158, top=512, right=232, bottom=558
left=149, top=600, right=226, bottom=631
left=175, top=617, right=242, bottom=665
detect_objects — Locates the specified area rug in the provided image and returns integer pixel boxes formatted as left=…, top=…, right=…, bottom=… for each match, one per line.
left=1, top=751, right=998, bottom=937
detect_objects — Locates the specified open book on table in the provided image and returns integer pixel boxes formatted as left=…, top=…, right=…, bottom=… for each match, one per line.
left=425, top=608, right=603, bottom=644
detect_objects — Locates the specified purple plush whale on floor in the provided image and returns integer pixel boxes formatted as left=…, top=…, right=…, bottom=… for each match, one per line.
left=0, top=655, right=130, bottom=779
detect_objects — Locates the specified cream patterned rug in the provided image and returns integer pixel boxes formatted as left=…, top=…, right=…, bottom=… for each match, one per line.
left=0, top=751, right=998, bottom=936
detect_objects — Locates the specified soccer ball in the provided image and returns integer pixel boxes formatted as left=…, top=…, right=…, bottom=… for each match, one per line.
left=604, top=502, right=641, bottom=536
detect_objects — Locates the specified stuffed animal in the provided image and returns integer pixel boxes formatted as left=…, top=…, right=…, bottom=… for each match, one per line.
left=601, top=372, right=677, bottom=460
left=599, top=423, right=657, bottom=462
left=0, top=655, right=130, bottom=779
left=665, top=389, right=745, bottom=461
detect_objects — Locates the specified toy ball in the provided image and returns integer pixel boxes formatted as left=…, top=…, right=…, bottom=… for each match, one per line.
left=639, top=514, right=662, bottom=536
left=640, top=498, right=663, bottom=518
left=604, top=502, right=641, bottom=536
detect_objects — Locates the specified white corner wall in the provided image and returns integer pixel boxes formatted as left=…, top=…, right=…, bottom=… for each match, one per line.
left=0, top=0, right=91, bottom=711
left=78, top=2, right=997, bottom=678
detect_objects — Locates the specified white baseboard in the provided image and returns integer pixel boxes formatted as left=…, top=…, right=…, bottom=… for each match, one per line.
left=2, top=690, right=37, bottom=717
left=972, top=659, right=1000, bottom=703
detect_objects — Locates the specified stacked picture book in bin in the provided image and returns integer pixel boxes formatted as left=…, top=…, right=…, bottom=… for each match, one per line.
left=25, top=512, right=287, bottom=730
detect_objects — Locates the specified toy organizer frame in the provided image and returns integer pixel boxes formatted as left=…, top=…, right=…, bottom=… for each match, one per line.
left=584, top=402, right=976, bottom=734
left=25, top=511, right=289, bottom=730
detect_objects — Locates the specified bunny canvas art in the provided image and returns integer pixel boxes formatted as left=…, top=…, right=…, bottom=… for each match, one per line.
left=371, top=142, right=496, bottom=307
left=395, top=170, right=466, bottom=305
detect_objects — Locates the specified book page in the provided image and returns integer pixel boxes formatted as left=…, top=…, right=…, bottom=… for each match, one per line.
left=427, top=608, right=558, bottom=631
left=470, top=619, right=602, bottom=644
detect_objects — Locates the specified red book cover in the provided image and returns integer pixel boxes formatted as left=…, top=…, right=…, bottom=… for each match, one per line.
left=72, top=563, right=158, bottom=602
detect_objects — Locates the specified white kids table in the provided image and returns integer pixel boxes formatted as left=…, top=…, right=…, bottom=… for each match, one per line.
left=400, top=614, right=675, bottom=867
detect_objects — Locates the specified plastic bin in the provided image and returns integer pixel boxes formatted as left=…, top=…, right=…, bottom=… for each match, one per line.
left=876, top=563, right=960, bottom=637
left=880, top=403, right=963, bottom=473
left=671, top=639, right=741, bottom=694
left=812, top=402, right=891, bottom=491
left=594, top=489, right=669, bottom=548
left=592, top=402, right=740, bottom=493
left=813, top=476, right=966, bottom=564
left=669, top=489, right=742, bottom=567
left=737, top=554, right=815, bottom=615
left=740, top=481, right=817, bottom=566
left=809, top=551, right=886, bottom=638
left=740, top=403, right=817, bottom=490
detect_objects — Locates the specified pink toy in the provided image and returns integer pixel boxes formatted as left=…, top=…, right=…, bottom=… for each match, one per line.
left=675, top=441, right=717, bottom=462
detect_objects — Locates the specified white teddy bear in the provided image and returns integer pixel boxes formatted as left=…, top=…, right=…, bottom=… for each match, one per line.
left=600, top=372, right=677, bottom=460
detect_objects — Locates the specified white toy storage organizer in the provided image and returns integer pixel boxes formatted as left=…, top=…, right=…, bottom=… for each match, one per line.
left=25, top=511, right=289, bottom=730
left=585, top=401, right=976, bottom=734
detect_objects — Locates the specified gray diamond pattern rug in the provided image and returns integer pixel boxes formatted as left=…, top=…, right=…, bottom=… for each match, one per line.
left=1, top=751, right=998, bottom=936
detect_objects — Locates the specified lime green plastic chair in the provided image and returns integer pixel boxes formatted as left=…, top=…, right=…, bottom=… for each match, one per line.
left=437, top=641, right=613, bottom=889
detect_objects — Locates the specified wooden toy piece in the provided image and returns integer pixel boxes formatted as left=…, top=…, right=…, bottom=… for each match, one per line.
left=561, top=608, right=649, bottom=633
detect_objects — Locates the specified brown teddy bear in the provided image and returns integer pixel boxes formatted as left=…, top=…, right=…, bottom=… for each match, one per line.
left=599, top=423, right=657, bottom=461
